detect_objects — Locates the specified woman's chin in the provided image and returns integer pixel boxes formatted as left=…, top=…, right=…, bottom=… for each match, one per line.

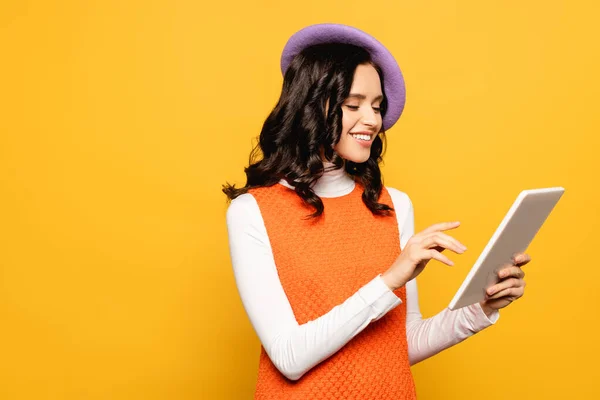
left=334, top=142, right=372, bottom=164
left=339, top=152, right=371, bottom=164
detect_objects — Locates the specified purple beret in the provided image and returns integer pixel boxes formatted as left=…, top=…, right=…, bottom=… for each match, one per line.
left=280, top=23, right=406, bottom=131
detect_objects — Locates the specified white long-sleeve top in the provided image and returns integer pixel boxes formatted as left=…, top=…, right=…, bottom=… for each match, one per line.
left=226, top=165, right=499, bottom=381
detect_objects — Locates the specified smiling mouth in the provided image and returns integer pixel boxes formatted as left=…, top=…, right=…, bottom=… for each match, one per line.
left=350, top=133, right=373, bottom=142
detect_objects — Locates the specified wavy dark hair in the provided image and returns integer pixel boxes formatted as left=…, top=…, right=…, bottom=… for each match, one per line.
left=222, top=42, right=394, bottom=218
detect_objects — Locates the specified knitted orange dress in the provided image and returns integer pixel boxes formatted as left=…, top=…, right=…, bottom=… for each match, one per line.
left=248, top=182, right=416, bottom=399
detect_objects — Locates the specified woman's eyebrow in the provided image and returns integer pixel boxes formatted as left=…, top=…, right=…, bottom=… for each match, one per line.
left=347, top=93, right=384, bottom=101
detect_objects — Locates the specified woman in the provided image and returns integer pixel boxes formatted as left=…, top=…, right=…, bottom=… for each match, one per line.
left=223, top=23, right=529, bottom=399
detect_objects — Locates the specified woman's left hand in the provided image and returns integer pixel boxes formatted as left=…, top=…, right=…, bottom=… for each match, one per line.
left=480, top=253, right=531, bottom=316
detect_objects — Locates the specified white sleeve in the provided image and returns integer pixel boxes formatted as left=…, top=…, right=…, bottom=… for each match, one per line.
left=226, top=193, right=402, bottom=381
left=386, top=187, right=500, bottom=366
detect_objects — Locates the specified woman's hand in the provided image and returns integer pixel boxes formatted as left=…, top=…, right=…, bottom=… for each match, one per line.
left=480, top=253, right=531, bottom=316
left=382, top=221, right=467, bottom=291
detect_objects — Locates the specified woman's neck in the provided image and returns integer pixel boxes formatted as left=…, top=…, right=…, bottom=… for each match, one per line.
left=277, top=161, right=355, bottom=198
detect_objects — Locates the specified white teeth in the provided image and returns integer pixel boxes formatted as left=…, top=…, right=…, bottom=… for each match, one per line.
left=351, top=134, right=371, bottom=141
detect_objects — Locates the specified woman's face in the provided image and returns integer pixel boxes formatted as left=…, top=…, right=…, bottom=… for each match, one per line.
left=333, top=63, right=384, bottom=164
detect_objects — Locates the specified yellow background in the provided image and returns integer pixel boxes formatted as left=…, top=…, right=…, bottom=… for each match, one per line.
left=1, top=1, right=599, bottom=399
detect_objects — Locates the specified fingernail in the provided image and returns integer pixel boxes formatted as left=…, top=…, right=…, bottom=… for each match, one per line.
left=487, top=289, right=495, bottom=296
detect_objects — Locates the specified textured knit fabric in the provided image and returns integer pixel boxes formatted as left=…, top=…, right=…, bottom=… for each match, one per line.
left=249, top=182, right=417, bottom=399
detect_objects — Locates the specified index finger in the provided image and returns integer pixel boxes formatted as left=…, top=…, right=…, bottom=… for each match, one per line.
left=512, top=253, right=532, bottom=266
left=419, top=221, right=461, bottom=236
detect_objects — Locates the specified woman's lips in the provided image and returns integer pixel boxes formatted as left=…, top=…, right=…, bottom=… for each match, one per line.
left=350, top=132, right=374, bottom=147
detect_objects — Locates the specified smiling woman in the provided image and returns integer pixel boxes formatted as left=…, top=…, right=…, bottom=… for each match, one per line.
left=221, top=23, right=512, bottom=400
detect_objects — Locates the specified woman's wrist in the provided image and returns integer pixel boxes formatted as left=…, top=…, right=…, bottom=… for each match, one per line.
left=381, top=271, right=404, bottom=291
left=479, top=302, right=495, bottom=318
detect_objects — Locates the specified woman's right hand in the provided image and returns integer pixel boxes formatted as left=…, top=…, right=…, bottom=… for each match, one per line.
left=381, top=221, right=467, bottom=291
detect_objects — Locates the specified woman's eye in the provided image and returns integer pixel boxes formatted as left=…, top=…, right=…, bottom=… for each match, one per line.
left=345, top=104, right=381, bottom=113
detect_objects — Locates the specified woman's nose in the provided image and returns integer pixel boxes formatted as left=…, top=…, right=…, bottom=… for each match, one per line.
left=361, top=109, right=377, bottom=127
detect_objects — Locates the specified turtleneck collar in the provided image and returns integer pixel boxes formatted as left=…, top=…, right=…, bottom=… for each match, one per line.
left=277, top=161, right=356, bottom=198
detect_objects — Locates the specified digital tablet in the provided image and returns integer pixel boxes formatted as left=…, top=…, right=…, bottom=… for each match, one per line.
left=448, top=187, right=565, bottom=310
